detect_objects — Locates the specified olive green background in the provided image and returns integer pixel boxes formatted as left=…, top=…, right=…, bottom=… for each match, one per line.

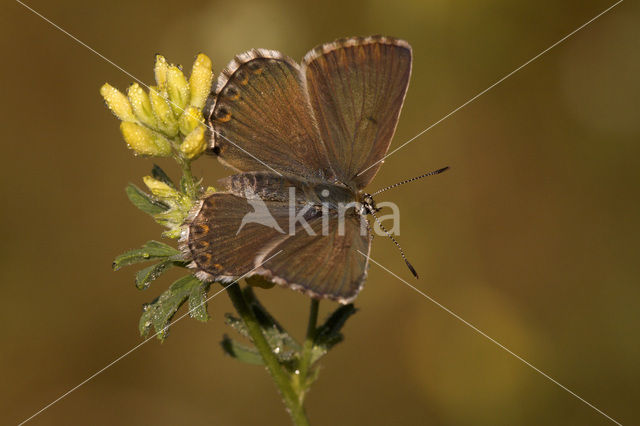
left=2, top=0, right=638, bottom=424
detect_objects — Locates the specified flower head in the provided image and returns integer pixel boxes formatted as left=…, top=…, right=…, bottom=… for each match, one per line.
left=100, top=54, right=213, bottom=160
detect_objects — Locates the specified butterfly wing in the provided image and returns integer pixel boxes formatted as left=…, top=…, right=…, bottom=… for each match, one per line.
left=180, top=192, right=291, bottom=282
left=182, top=172, right=370, bottom=303
left=207, top=49, right=333, bottom=181
left=254, top=213, right=371, bottom=304
left=302, top=36, right=412, bottom=189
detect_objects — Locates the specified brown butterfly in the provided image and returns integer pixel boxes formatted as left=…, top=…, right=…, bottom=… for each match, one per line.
left=180, top=36, right=414, bottom=303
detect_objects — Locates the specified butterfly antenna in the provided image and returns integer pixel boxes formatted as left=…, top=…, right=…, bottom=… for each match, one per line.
left=369, top=209, right=418, bottom=278
left=372, top=166, right=449, bottom=196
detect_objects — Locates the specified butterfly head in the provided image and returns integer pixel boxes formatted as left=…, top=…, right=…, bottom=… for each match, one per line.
left=359, top=192, right=380, bottom=216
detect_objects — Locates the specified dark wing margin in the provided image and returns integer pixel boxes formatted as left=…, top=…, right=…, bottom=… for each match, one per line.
left=206, top=48, right=333, bottom=181
left=253, top=214, right=372, bottom=304
left=301, top=36, right=412, bottom=189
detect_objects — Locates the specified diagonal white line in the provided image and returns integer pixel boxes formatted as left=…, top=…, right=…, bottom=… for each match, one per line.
left=357, top=0, right=624, bottom=177
left=18, top=250, right=283, bottom=425
left=14, top=0, right=283, bottom=176
left=358, top=250, right=623, bottom=425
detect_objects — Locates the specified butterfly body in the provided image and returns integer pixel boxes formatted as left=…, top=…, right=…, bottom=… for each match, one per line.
left=180, top=36, right=412, bottom=303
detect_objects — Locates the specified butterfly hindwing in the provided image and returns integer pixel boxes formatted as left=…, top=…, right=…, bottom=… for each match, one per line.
left=254, top=213, right=371, bottom=303
left=182, top=173, right=370, bottom=302
left=181, top=192, right=291, bottom=282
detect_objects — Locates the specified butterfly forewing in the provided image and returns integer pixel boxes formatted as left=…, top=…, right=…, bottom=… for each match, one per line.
left=302, top=36, right=412, bottom=189
left=208, top=49, right=333, bottom=180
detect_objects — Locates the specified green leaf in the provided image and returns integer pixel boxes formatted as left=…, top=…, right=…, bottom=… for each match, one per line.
left=135, top=260, right=175, bottom=290
left=113, top=240, right=180, bottom=271
left=139, top=304, right=155, bottom=338
left=311, top=304, right=357, bottom=364
left=221, top=335, right=264, bottom=365
left=316, top=303, right=356, bottom=346
left=138, top=275, right=209, bottom=340
left=188, top=281, right=210, bottom=322
left=224, top=312, right=296, bottom=363
left=243, top=287, right=301, bottom=352
left=125, top=183, right=169, bottom=215
left=151, top=164, right=175, bottom=188
left=224, top=313, right=250, bottom=338
left=246, top=275, right=276, bottom=289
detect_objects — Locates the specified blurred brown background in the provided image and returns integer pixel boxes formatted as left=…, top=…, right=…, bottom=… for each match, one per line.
left=1, top=0, right=638, bottom=424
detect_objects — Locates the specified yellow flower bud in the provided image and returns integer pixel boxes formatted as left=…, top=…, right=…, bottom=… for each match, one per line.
left=127, top=83, right=156, bottom=128
left=149, top=87, right=178, bottom=136
left=154, top=55, right=168, bottom=90
left=179, top=106, right=204, bottom=135
left=143, top=175, right=181, bottom=199
left=189, top=54, right=213, bottom=109
left=120, top=122, right=172, bottom=157
left=180, top=125, right=207, bottom=159
left=100, top=83, right=136, bottom=122
left=167, top=65, right=190, bottom=116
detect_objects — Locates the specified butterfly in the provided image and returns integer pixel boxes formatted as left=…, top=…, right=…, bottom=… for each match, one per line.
left=180, top=36, right=413, bottom=304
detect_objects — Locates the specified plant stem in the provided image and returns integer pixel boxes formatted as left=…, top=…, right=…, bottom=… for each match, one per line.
left=171, top=144, right=198, bottom=200
left=226, top=283, right=309, bottom=426
left=295, top=299, right=319, bottom=402
left=179, top=158, right=198, bottom=199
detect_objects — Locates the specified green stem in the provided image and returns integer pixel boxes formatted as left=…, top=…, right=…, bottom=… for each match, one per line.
left=169, top=139, right=197, bottom=200
left=178, top=156, right=197, bottom=200
left=226, top=284, right=309, bottom=426
left=296, top=299, right=319, bottom=401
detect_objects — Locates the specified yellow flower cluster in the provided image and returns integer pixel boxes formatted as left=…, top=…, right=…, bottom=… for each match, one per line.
left=100, top=54, right=213, bottom=159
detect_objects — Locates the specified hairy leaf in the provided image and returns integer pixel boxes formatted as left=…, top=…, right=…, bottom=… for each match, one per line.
left=125, top=183, right=169, bottom=215
left=138, top=275, right=209, bottom=340
left=243, top=287, right=301, bottom=351
left=245, top=275, right=276, bottom=289
left=311, top=304, right=357, bottom=364
left=221, top=335, right=264, bottom=365
left=151, top=164, right=176, bottom=188
left=224, top=313, right=250, bottom=338
left=188, top=281, right=210, bottom=322
left=135, top=260, right=175, bottom=290
left=113, top=240, right=180, bottom=271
